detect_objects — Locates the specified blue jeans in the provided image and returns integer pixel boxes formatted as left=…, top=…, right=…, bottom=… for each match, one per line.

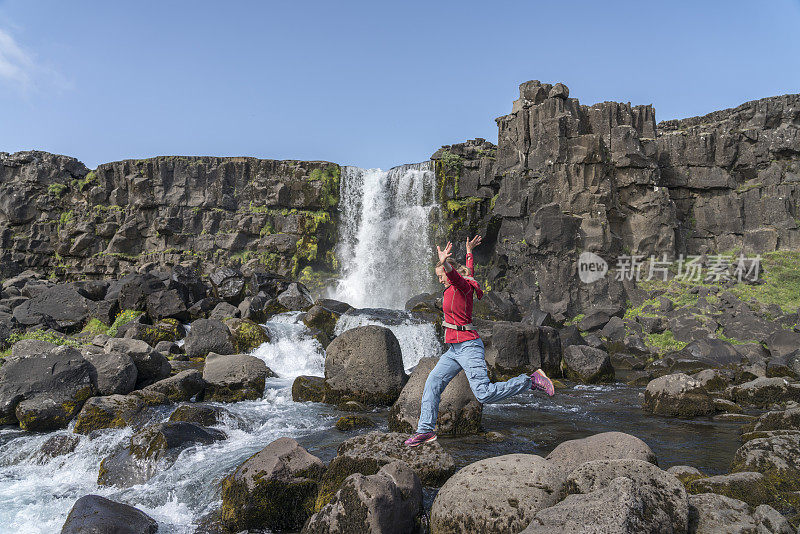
left=416, top=337, right=531, bottom=433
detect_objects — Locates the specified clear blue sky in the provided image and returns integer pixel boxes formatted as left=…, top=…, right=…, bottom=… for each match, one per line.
left=1, top=1, right=798, bottom=170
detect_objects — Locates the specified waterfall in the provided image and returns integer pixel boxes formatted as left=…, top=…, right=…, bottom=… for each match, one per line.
left=328, top=162, right=439, bottom=309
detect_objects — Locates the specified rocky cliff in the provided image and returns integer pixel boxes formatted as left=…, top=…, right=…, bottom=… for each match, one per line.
left=1, top=81, right=798, bottom=321
left=0, top=153, right=340, bottom=286
left=433, top=81, right=800, bottom=321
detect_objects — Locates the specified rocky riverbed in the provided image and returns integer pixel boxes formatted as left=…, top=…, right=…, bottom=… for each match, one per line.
left=0, top=261, right=798, bottom=533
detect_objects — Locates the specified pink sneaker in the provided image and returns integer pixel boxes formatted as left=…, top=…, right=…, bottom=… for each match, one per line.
left=403, top=432, right=437, bottom=447
left=531, top=369, right=555, bottom=396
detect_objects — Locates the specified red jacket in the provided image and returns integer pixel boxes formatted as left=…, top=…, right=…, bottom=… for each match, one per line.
left=443, top=252, right=484, bottom=344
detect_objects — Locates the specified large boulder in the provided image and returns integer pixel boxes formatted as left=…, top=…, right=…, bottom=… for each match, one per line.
left=168, top=403, right=228, bottom=426
left=104, top=338, right=170, bottom=388
left=522, top=476, right=685, bottom=534
left=688, top=493, right=794, bottom=534
left=686, top=471, right=779, bottom=507
left=388, top=357, right=481, bottom=436
left=292, top=375, right=326, bottom=403
left=316, top=431, right=455, bottom=510
left=743, top=407, right=800, bottom=433
left=643, top=373, right=714, bottom=417
left=730, top=433, right=800, bottom=492
left=209, top=267, right=246, bottom=304
left=430, top=454, right=565, bottom=534
left=183, top=318, right=235, bottom=359
left=81, top=348, right=138, bottom=395
left=562, top=345, right=614, bottom=383
left=277, top=282, right=315, bottom=311
left=220, top=437, right=325, bottom=532
left=729, top=377, right=800, bottom=407
left=12, top=283, right=90, bottom=331
left=202, top=352, right=271, bottom=402
left=303, top=461, right=423, bottom=534
left=98, top=422, right=226, bottom=487
left=766, top=330, right=800, bottom=359
left=545, top=432, right=658, bottom=474
left=484, top=322, right=562, bottom=379
left=61, top=494, right=157, bottom=534
left=324, top=325, right=408, bottom=406
left=675, top=338, right=746, bottom=368
left=223, top=317, right=271, bottom=353
left=561, top=458, right=688, bottom=533
left=0, top=345, right=96, bottom=430
left=138, top=369, right=205, bottom=402
left=73, top=394, right=146, bottom=434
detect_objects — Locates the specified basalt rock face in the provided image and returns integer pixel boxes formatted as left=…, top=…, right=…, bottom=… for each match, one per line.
left=432, top=82, right=800, bottom=321
left=0, top=153, right=340, bottom=284
left=3, top=84, right=799, bottom=324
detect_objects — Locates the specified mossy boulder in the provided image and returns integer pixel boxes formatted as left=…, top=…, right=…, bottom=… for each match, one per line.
left=98, top=422, right=226, bottom=487
left=224, top=317, right=270, bottom=353
left=220, top=437, right=325, bottom=532
left=137, top=369, right=205, bottom=402
left=742, top=407, right=800, bottom=434
left=292, top=375, right=326, bottom=402
left=560, top=459, right=689, bottom=533
left=0, top=345, right=97, bottom=430
left=687, top=471, right=780, bottom=507
left=73, top=394, right=146, bottom=434
left=124, top=319, right=184, bottom=347
left=666, top=465, right=706, bottom=486
left=730, top=433, right=800, bottom=492
left=168, top=403, right=228, bottom=426
left=303, top=461, right=424, bottom=534
left=729, top=377, right=800, bottom=408
left=315, top=432, right=456, bottom=511
left=302, top=304, right=340, bottom=339
left=688, top=493, right=794, bottom=534
left=643, top=373, right=714, bottom=417
left=335, top=415, right=375, bottom=431
left=562, top=345, right=614, bottom=383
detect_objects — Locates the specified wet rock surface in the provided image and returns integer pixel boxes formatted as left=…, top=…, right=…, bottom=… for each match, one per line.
left=388, top=356, right=482, bottom=435
left=220, top=436, right=325, bottom=532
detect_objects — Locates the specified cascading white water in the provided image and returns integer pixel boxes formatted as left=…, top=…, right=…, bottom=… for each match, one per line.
left=329, top=162, right=439, bottom=309
left=0, top=161, right=449, bottom=533
left=0, top=313, right=337, bottom=534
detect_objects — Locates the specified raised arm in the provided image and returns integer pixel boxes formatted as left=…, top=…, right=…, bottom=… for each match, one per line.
left=465, top=235, right=482, bottom=276
left=437, top=242, right=472, bottom=293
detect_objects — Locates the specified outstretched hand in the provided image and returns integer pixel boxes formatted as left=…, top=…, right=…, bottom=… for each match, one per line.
left=466, top=234, right=482, bottom=253
left=437, top=241, right=453, bottom=264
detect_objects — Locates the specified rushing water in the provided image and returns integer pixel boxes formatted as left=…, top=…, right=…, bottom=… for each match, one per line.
left=0, top=312, right=750, bottom=533
left=329, top=163, right=439, bottom=309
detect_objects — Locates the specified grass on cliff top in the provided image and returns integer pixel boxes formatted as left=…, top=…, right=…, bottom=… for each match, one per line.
left=637, top=250, right=800, bottom=314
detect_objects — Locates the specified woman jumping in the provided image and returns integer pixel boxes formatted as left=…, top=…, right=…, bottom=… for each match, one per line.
left=404, top=235, right=555, bottom=447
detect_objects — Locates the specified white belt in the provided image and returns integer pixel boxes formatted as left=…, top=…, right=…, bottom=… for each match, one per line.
left=442, top=320, right=476, bottom=331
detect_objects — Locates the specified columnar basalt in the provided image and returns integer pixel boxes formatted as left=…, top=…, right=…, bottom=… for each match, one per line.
left=433, top=81, right=800, bottom=321
left=0, top=154, right=340, bottom=287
